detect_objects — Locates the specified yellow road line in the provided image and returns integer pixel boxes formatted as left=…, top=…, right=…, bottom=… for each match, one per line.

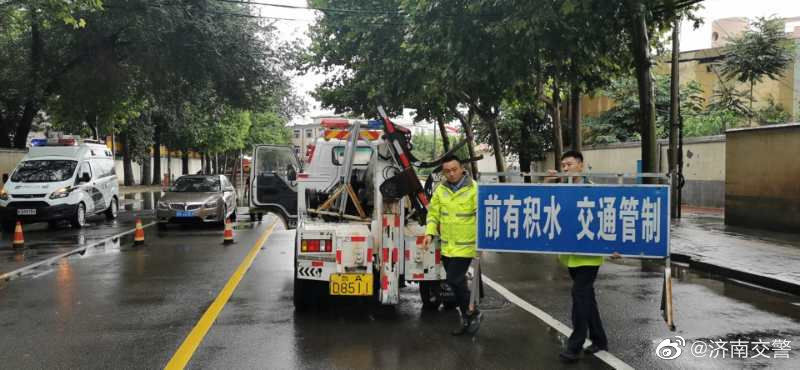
left=165, top=221, right=278, bottom=370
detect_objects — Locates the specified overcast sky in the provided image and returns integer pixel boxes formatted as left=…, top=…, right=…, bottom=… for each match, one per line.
left=256, top=1, right=800, bottom=124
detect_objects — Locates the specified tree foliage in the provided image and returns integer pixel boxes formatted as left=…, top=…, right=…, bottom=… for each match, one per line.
left=719, top=16, right=796, bottom=117
left=583, top=76, right=704, bottom=144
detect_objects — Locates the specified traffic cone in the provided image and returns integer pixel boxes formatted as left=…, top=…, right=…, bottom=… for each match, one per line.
left=223, top=218, right=234, bottom=245
left=134, top=217, right=145, bottom=246
left=12, top=221, right=24, bottom=249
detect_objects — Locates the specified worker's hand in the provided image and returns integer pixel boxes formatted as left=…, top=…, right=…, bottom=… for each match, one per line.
left=544, top=169, right=558, bottom=183
left=610, top=252, right=622, bottom=259
left=421, top=235, right=433, bottom=251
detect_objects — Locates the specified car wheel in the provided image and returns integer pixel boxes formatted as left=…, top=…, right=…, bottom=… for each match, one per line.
left=257, top=213, right=264, bottom=221
left=249, top=212, right=256, bottom=221
left=71, top=203, right=86, bottom=228
left=219, top=206, right=228, bottom=228
left=105, top=196, right=119, bottom=220
left=229, top=208, right=237, bottom=222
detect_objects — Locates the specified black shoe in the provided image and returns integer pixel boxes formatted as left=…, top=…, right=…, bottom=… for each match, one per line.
left=584, top=344, right=608, bottom=354
left=466, top=310, right=482, bottom=335
left=559, top=350, right=580, bottom=363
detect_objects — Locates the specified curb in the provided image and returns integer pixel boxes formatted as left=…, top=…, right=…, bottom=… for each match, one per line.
left=671, top=252, right=800, bottom=296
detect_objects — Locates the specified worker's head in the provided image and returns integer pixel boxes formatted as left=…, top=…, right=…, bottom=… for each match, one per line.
left=560, top=150, right=584, bottom=174
left=441, top=155, right=465, bottom=184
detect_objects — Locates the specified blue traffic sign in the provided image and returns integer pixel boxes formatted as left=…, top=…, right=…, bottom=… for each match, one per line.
left=477, top=184, right=670, bottom=258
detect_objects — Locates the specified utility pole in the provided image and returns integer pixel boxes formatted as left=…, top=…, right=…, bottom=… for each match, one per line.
left=669, top=17, right=681, bottom=219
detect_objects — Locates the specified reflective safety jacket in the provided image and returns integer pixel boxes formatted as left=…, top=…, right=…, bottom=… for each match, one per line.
left=558, top=254, right=604, bottom=268
left=425, top=176, right=478, bottom=258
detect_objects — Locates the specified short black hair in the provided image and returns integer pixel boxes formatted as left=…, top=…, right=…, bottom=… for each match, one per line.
left=441, top=154, right=462, bottom=166
left=561, top=150, right=583, bottom=162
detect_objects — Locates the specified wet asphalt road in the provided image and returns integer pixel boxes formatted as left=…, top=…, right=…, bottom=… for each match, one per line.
left=0, top=192, right=798, bottom=369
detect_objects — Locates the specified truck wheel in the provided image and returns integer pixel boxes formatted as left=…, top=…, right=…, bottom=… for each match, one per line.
left=71, top=203, right=86, bottom=228
left=419, top=281, right=441, bottom=310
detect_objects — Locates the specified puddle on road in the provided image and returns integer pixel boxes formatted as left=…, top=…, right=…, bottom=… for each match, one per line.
left=639, top=260, right=800, bottom=321
left=123, top=191, right=162, bottom=212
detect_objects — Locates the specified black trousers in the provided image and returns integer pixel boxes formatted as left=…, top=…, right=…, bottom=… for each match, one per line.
left=567, top=266, right=608, bottom=353
left=441, top=256, right=472, bottom=316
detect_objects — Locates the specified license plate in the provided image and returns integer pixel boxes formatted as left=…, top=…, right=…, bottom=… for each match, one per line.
left=176, top=210, right=193, bottom=217
left=17, top=209, right=36, bottom=216
left=329, top=273, right=373, bottom=296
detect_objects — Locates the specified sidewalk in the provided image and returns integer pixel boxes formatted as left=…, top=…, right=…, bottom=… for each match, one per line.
left=671, top=206, right=800, bottom=295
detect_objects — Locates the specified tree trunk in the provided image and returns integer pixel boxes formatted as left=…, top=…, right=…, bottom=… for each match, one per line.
left=166, top=147, right=172, bottom=184
left=570, top=83, right=582, bottom=152
left=520, top=113, right=534, bottom=183
left=436, top=116, right=450, bottom=152
left=669, top=19, right=681, bottom=218
left=14, top=16, right=43, bottom=149
left=628, top=1, right=658, bottom=184
left=551, top=77, right=564, bottom=171
left=14, top=101, right=36, bottom=149
left=205, top=153, right=211, bottom=173
left=453, top=108, right=479, bottom=179
left=181, top=149, right=189, bottom=175
left=152, top=123, right=162, bottom=185
left=483, top=112, right=507, bottom=183
left=0, top=113, right=11, bottom=148
left=121, top=132, right=134, bottom=186
left=749, top=80, right=754, bottom=126
left=141, top=153, right=151, bottom=186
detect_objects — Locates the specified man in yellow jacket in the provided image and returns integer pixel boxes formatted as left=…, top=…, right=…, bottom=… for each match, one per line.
left=423, top=155, right=482, bottom=336
left=548, top=151, right=611, bottom=362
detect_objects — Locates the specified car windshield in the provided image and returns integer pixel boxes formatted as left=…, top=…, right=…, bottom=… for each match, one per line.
left=172, top=177, right=220, bottom=192
left=10, top=160, right=78, bottom=183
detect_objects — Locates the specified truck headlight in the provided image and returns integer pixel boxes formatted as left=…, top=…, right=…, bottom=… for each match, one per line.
left=49, top=187, right=76, bottom=199
left=157, top=201, right=169, bottom=209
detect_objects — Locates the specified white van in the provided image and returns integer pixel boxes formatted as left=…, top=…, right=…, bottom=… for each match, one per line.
left=0, top=138, right=119, bottom=230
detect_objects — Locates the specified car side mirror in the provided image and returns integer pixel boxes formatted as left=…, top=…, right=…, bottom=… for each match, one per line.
left=2, top=173, right=7, bottom=183
left=80, top=173, right=91, bottom=183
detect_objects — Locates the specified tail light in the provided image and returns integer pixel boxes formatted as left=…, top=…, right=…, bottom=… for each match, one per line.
left=301, top=239, right=332, bottom=252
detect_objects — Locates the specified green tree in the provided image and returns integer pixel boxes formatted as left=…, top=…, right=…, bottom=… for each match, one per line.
left=583, top=76, right=704, bottom=144
left=719, top=16, right=796, bottom=124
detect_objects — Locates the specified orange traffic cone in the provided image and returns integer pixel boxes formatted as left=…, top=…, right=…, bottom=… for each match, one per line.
left=12, top=221, right=24, bottom=249
left=134, top=217, right=145, bottom=246
left=223, top=218, right=234, bottom=245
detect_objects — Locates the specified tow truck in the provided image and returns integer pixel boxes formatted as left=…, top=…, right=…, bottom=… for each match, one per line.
left=251, top=109, right=479, bottom=310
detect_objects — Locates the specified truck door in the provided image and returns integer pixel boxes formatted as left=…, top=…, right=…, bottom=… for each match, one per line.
left=251, top=145, right=299, bottom=228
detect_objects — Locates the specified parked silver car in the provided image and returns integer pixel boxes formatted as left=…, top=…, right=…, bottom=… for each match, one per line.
left=156, top=175, right=236, bottom=229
